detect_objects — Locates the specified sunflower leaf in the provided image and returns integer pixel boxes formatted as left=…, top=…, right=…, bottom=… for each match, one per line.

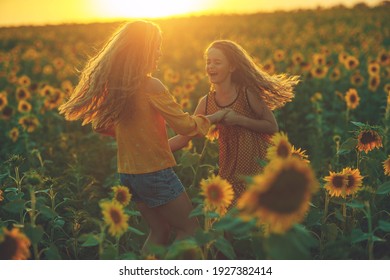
left=351, top=121, right=366, bottom=128
left=2, top=199, right=26, bottom=213
left=213, top=215, right=256, bottom=235
left=346, top=200, right=365, bottom=209
left=189, top=203, right=204, bottom=218
left=127, top=226, right=145, bottom=236
left=214, top=236, right=236, bottom=259
left=376, top=181, right=390, bottom=195
left=337, top=138, right=357, bottom=155
left=378, top=220, right=390, bottom=232
left=79, top=234, right=100, bottom=247
left=24, top=224, right=44, bottom=245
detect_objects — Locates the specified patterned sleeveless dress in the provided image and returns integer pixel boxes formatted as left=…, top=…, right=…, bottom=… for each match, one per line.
left=205, top=89, right=272, bottom=206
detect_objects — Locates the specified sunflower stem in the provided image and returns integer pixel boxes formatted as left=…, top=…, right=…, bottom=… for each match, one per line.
left=320, top=191, right=330, bottom=258
left=29, top=186, right=40, bottom=260
left=116, top=236, right=120, bottom=259
left=191, top=139, right=209, bottom=188
left=14, top=166, right=24, bottom=223
left=203, top=215, right=212, bottom=259
left=365, top=201, right=374, bottom=260
left=342, top=200, right=347, bottom=233
left=98, top=224, right=106, bottom=259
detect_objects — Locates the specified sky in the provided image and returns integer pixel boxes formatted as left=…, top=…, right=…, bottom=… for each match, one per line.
left=0, top=0, right=384, bottom=27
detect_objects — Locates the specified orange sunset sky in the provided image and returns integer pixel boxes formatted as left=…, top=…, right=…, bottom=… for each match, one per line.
left=0, top=0, right=384, bottom=27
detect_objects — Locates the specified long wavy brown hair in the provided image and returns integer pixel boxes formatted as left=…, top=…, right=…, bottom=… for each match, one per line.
left=59, top=20, right=162, bottom=129
left=206, top=40, right=299, bottom=110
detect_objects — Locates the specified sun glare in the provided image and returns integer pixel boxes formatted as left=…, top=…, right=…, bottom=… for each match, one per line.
left=94, top=0, right=207, bottom=19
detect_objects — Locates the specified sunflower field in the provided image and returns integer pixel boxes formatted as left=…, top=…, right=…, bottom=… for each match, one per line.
left=1, top=4, right=390, bottom=260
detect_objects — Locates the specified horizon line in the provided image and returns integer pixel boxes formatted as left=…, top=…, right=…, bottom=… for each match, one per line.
left=0, top=2, right=388, bottom=29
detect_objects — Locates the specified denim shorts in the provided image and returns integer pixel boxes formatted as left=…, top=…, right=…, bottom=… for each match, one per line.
left=119, top=168, right=185, bottom=208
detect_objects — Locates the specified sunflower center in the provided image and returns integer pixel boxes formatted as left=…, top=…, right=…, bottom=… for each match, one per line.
left=109, top=209, right=122, bottom=224
left=0, top=235, right=17, bottom=260
left=276, top=142, right=290, bottom=158
left=258, top=169, right=308, bottom=214
left=360, top=131, right=376, bottom=144
left=331, top=175, right=345, bottom=188
left=349, top=95, right=356, bottom=103
left=115, top=191, right=126, bottom=203
left=207, top=184, right=223, bottom=202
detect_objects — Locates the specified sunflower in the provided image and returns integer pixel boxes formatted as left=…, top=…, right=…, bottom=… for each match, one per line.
left=266, top=132, right=292, bottom=160
left=262, top=60, right=275, bottom=75
left=200, top=174, right=234, bottom=216
left=312, top=53, right=326, bottom=66
left=180, top=97, right=192, bottom=111
left=300, top=61, right=311, bottom=72
left=44, top=89, right=64, bottom=110
left=53, top=57, right=65, bottom=70
left=18, top=115, right=40, bottom=133
left=311, top=65, right=328, bottom=79
left=183, top=140, right=193, bottom=151
left=350, top=72, right=364, bottom=87
left=61, top=80, right=74, bottom=96
left=16, top=87, right=31, bottom=101
left=273, top=49, right=285, bottom=62
left=342, top=167, right=363, bottom=196
left=291, top=146, right=310, bottom=164
left=329, top=67, right=341, bottom=81
left=0, top=190, right=4, bottom=202
left=112, top=186, right=132, bottom=206
left=183, top=82, right=196, bottom=94
left=18, top=75, right=31, bottom=87
left=368, top=75, right=380, bottom=92
left=378, top=50, right=390, bottom=66
left=368, top=61, right=380, bottom=76
left=18, top=100, right=32, bottom=113
left=324, top=171, right=348, bottom=197
left=1, top=106, right=14, bottom=120
left=356, top=129, right=383, bottom=153
left=310, top=92, right=323, bottom=103
left=39, top=85, right=54, bottom=97
left=292, top=52, right=304, bottom=65
left=237, top=158, right=317, bottom=234
left=384, top=83, right=390, bottom=94
left=43, top=65, right=54, bottom=75
left=338, top=52, right=349, bottom=64
left=0, top=227, right=31, bottom=260
left=383, top=156, right=390, bottom=176
left=100, top=200, right=129, bottom=237
left=344, top=55, right=359, bottom=70
left=206, top=124, right=219, bottom=142
left=8, top=127, right=19, bottom=142
left=164, top=68, right=180, bottom=84
left=0, top=91, right=8, bottom=111
left=345, top=88, right=360, bottom=110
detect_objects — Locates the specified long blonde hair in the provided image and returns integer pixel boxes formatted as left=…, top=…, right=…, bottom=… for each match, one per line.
left=206, top=40, right=299, bottom=110
left=59, top=20, right=162, bottom=129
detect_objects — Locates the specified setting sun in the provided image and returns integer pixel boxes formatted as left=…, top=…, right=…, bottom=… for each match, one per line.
left=93, top=0, right=207, bottom=19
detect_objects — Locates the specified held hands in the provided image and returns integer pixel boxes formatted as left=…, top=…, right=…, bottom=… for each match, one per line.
left=213, top=108, right=231, bottom=123
left=219, top=108, right=242, bottom=126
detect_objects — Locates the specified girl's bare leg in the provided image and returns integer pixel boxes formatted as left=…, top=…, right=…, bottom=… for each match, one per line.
left=136, top=202, right=171, bottom=253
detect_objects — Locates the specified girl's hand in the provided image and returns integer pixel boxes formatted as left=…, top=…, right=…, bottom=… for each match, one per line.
left=214, top=108, right=231, bottom=123
left=221, top=109, right=242, bottom=126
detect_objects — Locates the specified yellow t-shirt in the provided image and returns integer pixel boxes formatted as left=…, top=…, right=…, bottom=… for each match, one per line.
left=116, top=88, right=210, bottom=174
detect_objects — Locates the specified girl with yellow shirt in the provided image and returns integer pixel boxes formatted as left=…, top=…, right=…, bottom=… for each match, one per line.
left=59, top=21, right=227, bottom=251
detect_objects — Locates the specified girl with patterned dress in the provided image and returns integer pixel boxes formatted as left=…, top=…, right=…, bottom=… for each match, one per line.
left=170, top=40, right=299, bottom=206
